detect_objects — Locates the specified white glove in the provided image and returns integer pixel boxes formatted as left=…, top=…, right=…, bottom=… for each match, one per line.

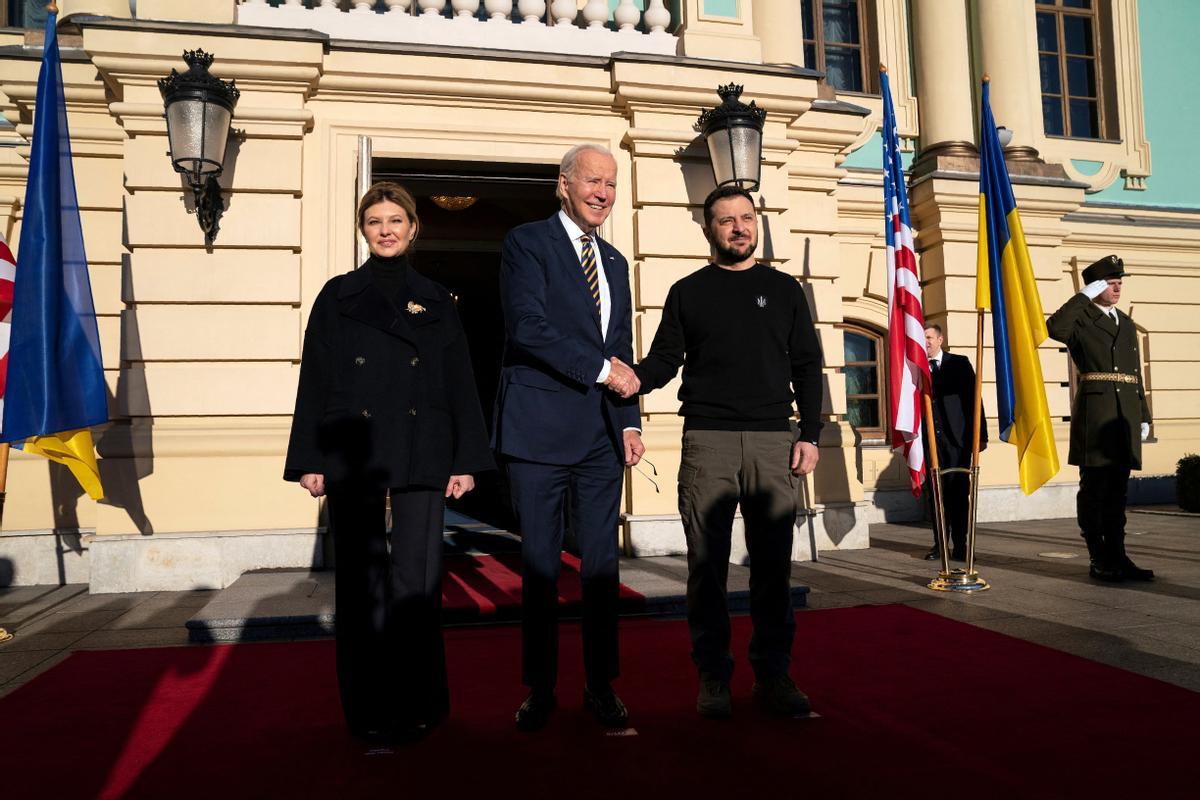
left=1140, top=422, right=1150, bottom=442
left=1081, top=279, right=1110, bottom=300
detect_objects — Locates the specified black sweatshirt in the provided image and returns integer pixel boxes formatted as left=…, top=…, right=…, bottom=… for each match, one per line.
left=634, top=263, right=824, bottom=443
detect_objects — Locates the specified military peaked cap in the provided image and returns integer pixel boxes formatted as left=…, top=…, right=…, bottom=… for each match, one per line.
left=1082, top=254, right=1125, bottom=283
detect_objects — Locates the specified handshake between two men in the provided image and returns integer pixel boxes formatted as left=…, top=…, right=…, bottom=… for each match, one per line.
left=603, top=356, right=640, bottom=399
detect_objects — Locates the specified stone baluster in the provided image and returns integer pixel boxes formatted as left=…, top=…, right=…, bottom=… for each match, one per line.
left=483, top=0, right=511, bottom=21
left=643, top=0, right=670, bottom=33
left=385, top=0, right=412, bottom=13
left=550, top=0, right=575, bottom=26
left=418, top=0, right=443, bottom=16
left=241, top=0, right=269, bottom=7
left=581, top=0, right=607, bottom=28
left=281, top=0, right=303, bottom=8
left=316, top=0, right=340, bottom=11
left=517, top=0, right=545, bottom=23
left=450, top=0, right=478, bottom=19
left=613, top=0, right=639, bottom=31
left=352, top=1, right=375, bottom=11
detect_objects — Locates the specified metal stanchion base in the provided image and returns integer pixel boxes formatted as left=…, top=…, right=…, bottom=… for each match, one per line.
left=928, top=569, right=991, bottom=593
left=0, top=628, right=12, bottom=644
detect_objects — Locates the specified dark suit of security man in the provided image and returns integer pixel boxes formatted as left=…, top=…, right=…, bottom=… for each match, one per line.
left=1046, top=254, right=1153, bottom=582
left=922, top=323, right=988, bottom=561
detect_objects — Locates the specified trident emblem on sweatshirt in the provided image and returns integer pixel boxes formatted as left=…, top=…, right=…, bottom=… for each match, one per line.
left=755, top=295, right=767, bottom=308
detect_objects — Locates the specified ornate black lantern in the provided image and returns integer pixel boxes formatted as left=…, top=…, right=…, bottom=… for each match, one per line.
left=158, top=50, right=240, bottom=243
left=694, top=84, right=766, bottom=192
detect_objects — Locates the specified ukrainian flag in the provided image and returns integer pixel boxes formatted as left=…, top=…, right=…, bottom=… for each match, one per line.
left=1, top=8, right=106, bottom=500
left=976, top=79, right=1059, bottom=495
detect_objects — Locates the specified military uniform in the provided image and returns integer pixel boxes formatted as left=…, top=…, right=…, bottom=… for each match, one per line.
left=1046, top=255, right=1153, bottom=582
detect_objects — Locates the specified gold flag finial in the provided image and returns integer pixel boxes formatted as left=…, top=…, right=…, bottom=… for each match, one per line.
left=46, top=1, right=59, bottom=13
left=880, top=63, right=887, bottom=74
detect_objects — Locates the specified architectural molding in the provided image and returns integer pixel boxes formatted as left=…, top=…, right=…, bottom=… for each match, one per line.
left=1032, top=0, right=1152, bottom=193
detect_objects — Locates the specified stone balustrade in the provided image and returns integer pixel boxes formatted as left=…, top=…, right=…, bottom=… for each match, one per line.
left=236, top=0, right=678, bottom=57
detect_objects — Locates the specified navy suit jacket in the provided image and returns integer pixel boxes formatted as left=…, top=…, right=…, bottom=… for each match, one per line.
left=492, top=214, right=641, bottom=464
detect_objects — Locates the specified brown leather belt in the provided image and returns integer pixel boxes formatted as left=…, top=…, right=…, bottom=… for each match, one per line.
left=1080, top=372, right=1139, bottom=385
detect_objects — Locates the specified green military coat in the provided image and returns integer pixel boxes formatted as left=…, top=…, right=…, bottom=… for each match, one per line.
left=1046, top=293, right=1151, bottom=469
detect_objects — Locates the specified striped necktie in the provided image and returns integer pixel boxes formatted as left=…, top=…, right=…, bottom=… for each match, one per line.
left=580, top=234, right=600, bottom=311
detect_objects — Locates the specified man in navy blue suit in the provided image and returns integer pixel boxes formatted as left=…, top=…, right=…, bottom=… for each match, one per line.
left=493, top=144, right=644, bottom=731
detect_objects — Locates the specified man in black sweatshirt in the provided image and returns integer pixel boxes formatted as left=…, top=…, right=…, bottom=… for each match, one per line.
left=618, top=185, right=823, bottom=720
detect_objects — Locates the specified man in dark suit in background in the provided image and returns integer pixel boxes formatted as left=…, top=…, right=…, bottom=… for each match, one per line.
left=493, top=144, right=644, bottom=731
left=923, top=323, right=987, bottom=561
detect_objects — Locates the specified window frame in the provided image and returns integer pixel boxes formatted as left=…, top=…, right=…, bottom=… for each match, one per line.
left=1036, top=0, right=1109, bottom=140
left=801, top=0, right=877, bottom=96
left=839, top=322, right=888, bottom=444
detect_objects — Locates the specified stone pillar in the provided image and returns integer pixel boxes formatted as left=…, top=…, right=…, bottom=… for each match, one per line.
left=753, top=0, right=806, bottom=67
left=675, top=0, right=763, bottom=63
left=910, top=0, right=976, bottom=162
left=974, top=0, right=1043, bottom=161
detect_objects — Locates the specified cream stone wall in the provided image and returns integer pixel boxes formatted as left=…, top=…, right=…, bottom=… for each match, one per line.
left=0, top=2, right=1196, bottom=589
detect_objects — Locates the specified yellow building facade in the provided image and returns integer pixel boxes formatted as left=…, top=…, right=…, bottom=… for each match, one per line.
left=0, top=0, right=1196, bottom=590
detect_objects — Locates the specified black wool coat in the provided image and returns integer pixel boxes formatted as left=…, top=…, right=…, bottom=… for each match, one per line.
left=284, top=258, right=494, bottom=490
left=1046, top=292, right=1150, bottom=470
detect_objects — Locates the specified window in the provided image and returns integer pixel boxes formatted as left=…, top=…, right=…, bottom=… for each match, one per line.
left=801, top=0, right=873, bottom=94
left=4, top=0, right=47, bottom=29
left=841, top=324, right=886, bottom=440
left=1037, top=0, right=1107, bottom=139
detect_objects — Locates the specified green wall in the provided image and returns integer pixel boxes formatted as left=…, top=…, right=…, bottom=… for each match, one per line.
left=1091, top=0, right=1200, bottom=208
left=842, top=131, right=915, bottom=172
left=841, top=1, right=1197, bottom=208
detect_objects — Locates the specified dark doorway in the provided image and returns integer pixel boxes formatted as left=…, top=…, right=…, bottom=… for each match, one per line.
left=374, top=159, right=560, bottom=530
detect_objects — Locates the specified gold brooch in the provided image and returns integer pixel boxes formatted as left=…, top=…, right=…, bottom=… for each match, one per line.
left=406, top=301, right=426, bottom=315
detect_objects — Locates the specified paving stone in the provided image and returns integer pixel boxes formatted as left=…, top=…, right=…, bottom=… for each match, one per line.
left=0, top=649, right=63, bottom=684
left=17, top=609, right=131, bottom=635
left=72, top=628, right=193, bottom=650
left=0, top=630, right=89, bottom=653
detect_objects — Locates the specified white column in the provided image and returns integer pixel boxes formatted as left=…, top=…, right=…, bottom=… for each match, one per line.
left=974, top=0, right=1045, bottom=160
left=911, top=0, right=976, bottom=159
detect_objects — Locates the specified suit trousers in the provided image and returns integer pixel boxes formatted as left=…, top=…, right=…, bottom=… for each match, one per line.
left=678, top=430, right=797, bottom=682
left=507, top=430, right=623, bottom=691
left=328, top=485, right=447, bottom=734
left=1078, top=465, right=1132, bottom=547
left=925, top=468, right=971, bottom=551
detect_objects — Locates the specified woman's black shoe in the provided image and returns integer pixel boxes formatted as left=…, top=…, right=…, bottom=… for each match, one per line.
left=583, top=685, right=629, bottom=728
left=515, top=690, right=557, bottom=732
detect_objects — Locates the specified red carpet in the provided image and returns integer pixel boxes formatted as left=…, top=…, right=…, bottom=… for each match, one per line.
left=442, top=553, right=644, bottom=617
left=2, top=605, right=1194, bottom=799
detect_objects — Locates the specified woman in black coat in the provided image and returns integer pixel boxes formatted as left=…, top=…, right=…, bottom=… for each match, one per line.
left=284, top=181, right=494, bottom=742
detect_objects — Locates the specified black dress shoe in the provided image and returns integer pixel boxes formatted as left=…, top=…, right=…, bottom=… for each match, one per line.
left=1118, top=555, right=1154, bottom=581
left=924, top=547, right=941, bottom=561
left=583, top=685, right=629, bottom=728
left=515, top=691, right=557, bottom=732
left=1088, top=561, right=1124, bottom=582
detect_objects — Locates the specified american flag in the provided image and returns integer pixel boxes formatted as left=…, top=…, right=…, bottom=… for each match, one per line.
left=881, top=70, right=931, bottom=496
left=0, top=232, right=14, bottom=430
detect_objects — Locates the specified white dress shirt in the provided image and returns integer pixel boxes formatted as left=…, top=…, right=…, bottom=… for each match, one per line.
left=557, top=210, right=614, bottom=383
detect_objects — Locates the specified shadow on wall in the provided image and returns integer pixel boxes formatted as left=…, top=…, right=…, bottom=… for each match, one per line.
left=0, top=557, right=13, bottom=588
left=92, top=254, right=156, bottom=536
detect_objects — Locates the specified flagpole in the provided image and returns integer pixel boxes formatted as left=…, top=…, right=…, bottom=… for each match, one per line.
left=968, top=309, right=986, bottom=575
left=0, top=443, right=8, bottom=640
left=922, top=392, right=951, bottom=576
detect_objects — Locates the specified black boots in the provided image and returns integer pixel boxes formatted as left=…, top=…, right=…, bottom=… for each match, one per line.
left=1083, top=534, right=1123, bottom=582
left=1083, top=533, right=1154, bottom=582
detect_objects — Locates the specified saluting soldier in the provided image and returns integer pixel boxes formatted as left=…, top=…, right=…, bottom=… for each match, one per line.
left=1047, top=255, right=1153, bottom=583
